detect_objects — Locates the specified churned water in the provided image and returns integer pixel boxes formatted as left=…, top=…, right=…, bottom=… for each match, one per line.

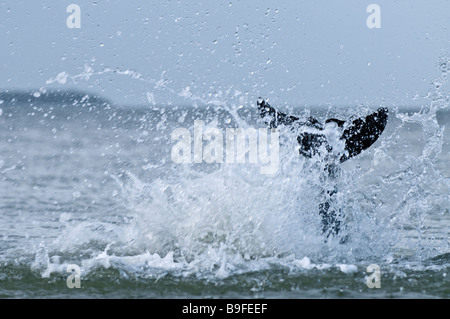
left=0, top=66, right=449, bottom=299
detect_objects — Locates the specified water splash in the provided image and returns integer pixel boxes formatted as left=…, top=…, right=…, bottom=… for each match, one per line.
left=27, top=60, right=449, bottom=282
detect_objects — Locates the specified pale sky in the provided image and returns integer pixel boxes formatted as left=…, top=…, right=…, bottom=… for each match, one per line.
left=1, top=0, right=450, bottom=107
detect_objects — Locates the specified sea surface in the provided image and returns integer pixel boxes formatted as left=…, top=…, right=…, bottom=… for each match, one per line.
left=0, top=86, right=448, bottom=298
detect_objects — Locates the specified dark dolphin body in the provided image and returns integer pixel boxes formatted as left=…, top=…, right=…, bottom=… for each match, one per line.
left=257, top=99, right=388, bottom=163
left=257, top=99, right=388, bottom=240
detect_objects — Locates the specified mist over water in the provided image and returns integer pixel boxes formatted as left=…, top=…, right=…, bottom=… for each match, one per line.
left=0, top=62, right=449, bottom=298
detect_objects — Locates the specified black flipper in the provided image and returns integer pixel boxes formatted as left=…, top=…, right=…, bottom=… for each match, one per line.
left=339, top=108, right=388, bottom=162
left=257, top=98, right=322, bottom=129
left=257, top=99, right=388, bottom=162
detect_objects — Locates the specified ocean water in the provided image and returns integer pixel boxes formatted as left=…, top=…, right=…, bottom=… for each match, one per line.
left=0, top=77, right=449, bottom=298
